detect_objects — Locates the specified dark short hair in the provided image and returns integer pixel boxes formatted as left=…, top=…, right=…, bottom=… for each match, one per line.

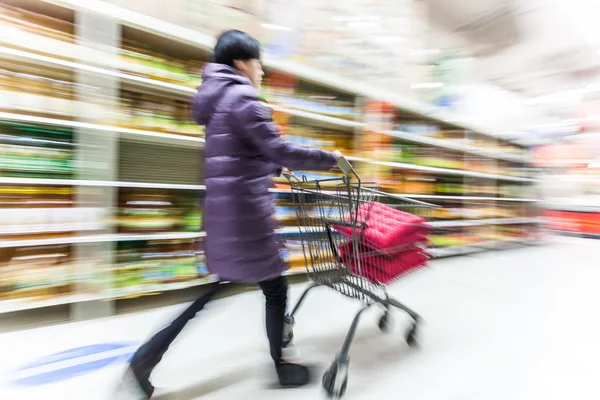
left=213, top=30, right=261, bottom=67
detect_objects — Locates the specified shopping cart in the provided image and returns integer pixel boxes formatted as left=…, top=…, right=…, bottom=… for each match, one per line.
left=282, top=155, right=436, bottom=398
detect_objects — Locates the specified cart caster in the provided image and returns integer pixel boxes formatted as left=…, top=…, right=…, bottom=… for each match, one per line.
left=405, top=323, right=419, bottom=348
left=322, top=359, right=348, bottom=398
left=282, top=315, right=294, bottom=348
left=378, top=313, right=390, bottom=333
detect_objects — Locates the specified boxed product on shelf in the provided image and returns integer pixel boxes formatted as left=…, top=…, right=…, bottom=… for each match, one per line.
left=112, top=239, right=203, bottom=289
left=121, top=40, right=204, bottom=87
left=118, top=91, right=202, bottom=136
left=0, top=121, right=75, bottom=178
left=0, top=245, right=73, bottom=300
left=0, top=186, right=108, bottom=239
left=116, top=190, right=202, bottom=233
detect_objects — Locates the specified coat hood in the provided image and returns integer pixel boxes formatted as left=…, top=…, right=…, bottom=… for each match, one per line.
left=192, top=63, right=253, bottom=125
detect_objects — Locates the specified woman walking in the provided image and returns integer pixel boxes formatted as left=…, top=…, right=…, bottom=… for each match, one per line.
left=121, top=30, right=339, bottom=399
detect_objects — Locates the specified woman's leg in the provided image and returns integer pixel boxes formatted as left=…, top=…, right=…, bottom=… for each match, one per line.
left=126, top=282, right=222, bottom=398
left=258, top=276, right=288, bottom=363
left=259, top=276, right=310, bottom=387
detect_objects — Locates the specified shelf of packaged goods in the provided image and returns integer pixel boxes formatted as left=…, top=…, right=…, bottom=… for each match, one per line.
left=0, top=46, right=197, bottom=97
left=102, top=274, right=220, bottom=300
left=346, top=156, right=537, bottom=183
left=0, top=231, right=206, bottom=249
left=0, top=177, right=204, bottom=190
left=283, top=267, right=308, bottom=277
left=0, top=112, right=205, bottom=148
left=401, top=194, right=540, bottom=202
left=272, top=188, right=541, bottom=203
left=430, top=238, right=540, bottom=258
left=379, top=130, right=528, bottom=164
left=546, top=230, right=600, bottom=239
left=0, top=274, right=220, bottom=314
left=1, top=47, right=530, bottom=157
left=268, top=105, right=364, bottom=131
left=40, top=0, right=525, bottom=148
left=0, top=224, right=101, bottom=236
left=429, top=217, right=542, bottom=229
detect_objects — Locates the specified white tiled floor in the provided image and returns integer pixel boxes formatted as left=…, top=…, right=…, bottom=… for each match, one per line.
left=1, top=236, right=600, bottom=400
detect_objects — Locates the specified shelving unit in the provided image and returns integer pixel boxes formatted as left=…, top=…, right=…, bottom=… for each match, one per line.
left=0, top=0, right=541, bottom=318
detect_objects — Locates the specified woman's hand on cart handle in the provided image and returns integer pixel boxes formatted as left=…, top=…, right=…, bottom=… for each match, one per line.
left=334, top=150, right=354, bottom=177
left=281, top=167, right=298, bottom=181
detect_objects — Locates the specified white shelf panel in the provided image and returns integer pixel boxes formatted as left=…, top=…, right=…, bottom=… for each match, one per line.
left=401, top=194, right=540, bottom=202
left=0, top=112, right=205, bottom=147
left=283, top=268, right=308, bottom=276
left=41, top=0, right=523, bottom=146
left=269, top=105, right=364, bottom=130
left=429, top=217, right=542, bottom=229
left=0, top=231, right=205, bottom=249
left=430, top=238, right=539, bottom=258
left=380, top=130, right=528, bottom=163
left=0, top=294, right=89, bottom=314
left=0, top=274, right=219, bottom=314
left=99, top=275, right=220, bottom=300
left=346, top=156, right=537, bottom=182
left=272, top=188, right=540, bottom=202
left=0, top=177, right=204, bottom=190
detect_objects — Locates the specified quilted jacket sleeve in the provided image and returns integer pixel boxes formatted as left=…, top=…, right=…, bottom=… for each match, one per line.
left=232, top=90, right=337, bottom=172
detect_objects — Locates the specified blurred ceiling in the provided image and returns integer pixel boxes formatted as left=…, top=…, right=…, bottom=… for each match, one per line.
left=426, top=0, right=600, bottom=97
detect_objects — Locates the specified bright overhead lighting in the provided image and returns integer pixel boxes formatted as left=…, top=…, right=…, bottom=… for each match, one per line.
left=410, top=49, right=441, bottom=56
left=372, top=35, right=408, bottom=44
left=555, top=0, right=600, bottom=46
left=411, top=82, right=444, bottom=89
left=260, top=23, right=293, bottom=31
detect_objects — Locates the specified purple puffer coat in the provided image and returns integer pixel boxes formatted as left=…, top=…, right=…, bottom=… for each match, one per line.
left=193, top=64, right=337, bottom=283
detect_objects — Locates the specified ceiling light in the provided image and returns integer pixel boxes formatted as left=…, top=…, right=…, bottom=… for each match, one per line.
left=372, top=35, right=408, bottom=44
left=555, top=0, right=600, bottom=46
left=260, top=23, right=293, bottom=31
left=411, top=82, right=444, bottom=89
left=410, top=49, right=441, bottom=56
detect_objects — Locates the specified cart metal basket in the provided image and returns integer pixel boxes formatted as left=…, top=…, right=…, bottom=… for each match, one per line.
left=282, top=158, right=436, bottom=398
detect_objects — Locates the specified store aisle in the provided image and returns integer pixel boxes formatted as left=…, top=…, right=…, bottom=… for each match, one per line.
left=1, top=236, right=599, bottom=400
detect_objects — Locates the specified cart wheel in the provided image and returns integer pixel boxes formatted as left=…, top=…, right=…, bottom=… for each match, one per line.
left=378, top=314, right=390, bottom=333
left=282, top=315, right=294, bottom=348
left=322, top=360, right=349, bottom=398
left=405, top=323, right=419, bottom=348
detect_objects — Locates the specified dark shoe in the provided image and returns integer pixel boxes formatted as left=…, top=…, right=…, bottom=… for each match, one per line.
left=124, top=365, right=154, bottom=400
left=117, top=367, right=155, bottom=400
left=276, top=361, right=310, bottom=388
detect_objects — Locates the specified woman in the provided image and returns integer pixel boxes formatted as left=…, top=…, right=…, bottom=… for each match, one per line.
left=122, top=30, right=338, bottom=399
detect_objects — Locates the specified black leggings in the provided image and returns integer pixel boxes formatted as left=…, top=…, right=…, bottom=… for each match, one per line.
left=130, top=276, right=289, bottom=375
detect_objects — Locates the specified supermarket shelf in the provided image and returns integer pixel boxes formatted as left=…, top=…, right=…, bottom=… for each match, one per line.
left=283, top=267, right=309, bottom=276
left=0, top=112, right=205, bottom=148
left=0, top=47, right=362, bottom=134
left=379, top=130, right=528, bottom=163
left=102, top=275, right=219, bottom=300
left=272, top=188, right=540, bottom=203
left=0, top=177, right=204, bottom=190
left=41, top=0, right=523, bottom=147
left=269, top=105, right=364, bottom=131
left=429, top=217, right=542, bottom=229
left=0, top=274, right=219, bottom=314
left=0, top=46, right=196, bottom=97
left=0, top=224, right=100, bottom=236
left=547, top=230, right=600, bottom=239
left=401, top=194, right=540, bottom=202
left=0, top=231, right=205, bottom=249
left=346, top=156, right=537, bottom=182
left=430, top=238, right=540, bottom=258
left=0, top=293, right=88, bottom=314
